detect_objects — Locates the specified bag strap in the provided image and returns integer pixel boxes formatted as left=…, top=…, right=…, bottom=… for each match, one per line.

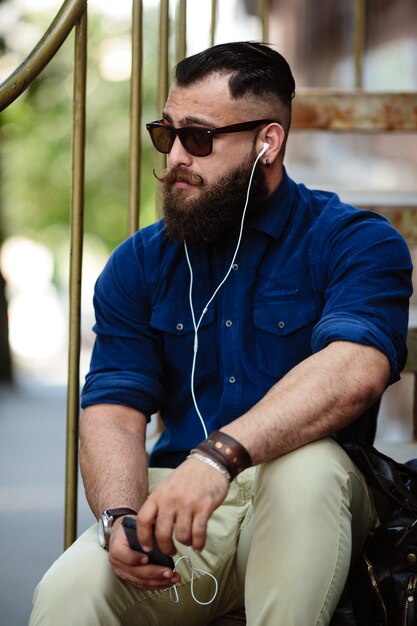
left=340, top=440, right=417, bottom=516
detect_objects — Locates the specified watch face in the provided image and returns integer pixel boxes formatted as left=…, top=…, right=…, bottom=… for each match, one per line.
left=97, top=509, right=136, bottom=550
left=97, top=516, right=107, bottom=549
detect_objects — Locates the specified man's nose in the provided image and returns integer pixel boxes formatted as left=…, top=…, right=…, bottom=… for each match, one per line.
left=167, top=135, right=193, bottom=168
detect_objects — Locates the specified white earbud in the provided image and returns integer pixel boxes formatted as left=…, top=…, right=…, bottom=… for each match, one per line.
left=258, top=142, right=270, bottom=158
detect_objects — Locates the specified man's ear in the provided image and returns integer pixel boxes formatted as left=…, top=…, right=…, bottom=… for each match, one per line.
left=257, top=123, right=286, bottom=166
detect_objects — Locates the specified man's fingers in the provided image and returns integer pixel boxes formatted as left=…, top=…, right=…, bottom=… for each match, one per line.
left=112, top=563, right=181, bottom=590
left=191, top=512, right=208, bottom=552
left=137, top=499, right=158, bottom=551
left=174, top=511, right=193, bottom=547
left=153, top=513, right=177, bottom=555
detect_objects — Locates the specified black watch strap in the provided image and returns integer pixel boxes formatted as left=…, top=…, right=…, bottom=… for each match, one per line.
left=106, top=507, right=137, bottom=520
left=98, top=508, right=138, bottom=550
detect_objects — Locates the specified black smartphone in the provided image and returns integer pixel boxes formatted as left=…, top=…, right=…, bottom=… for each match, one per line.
left=121, top=517, right=175, bottom=569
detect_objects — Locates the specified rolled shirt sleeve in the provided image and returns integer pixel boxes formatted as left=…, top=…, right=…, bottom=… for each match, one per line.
left=81, top=233, right=165, bottom=417
left=311, top=209, right=412, bottom=384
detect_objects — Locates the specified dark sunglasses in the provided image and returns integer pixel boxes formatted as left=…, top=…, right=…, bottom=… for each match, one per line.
left=146, top=119, right=275, bottom=157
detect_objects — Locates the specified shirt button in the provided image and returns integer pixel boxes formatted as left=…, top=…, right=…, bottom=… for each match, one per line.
left=225, top=320, right=233, bottom=328
left=228, top=376, right=236, bottom=384
left=232, top=263, right=239, bottom=271
left=176, top=323, right=184, bottom=331
left=278, top=321, right=286, bottom=329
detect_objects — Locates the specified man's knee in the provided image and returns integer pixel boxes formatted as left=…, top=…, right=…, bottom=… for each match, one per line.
left=30, top=526, right=120, bottom=625
left=253, top=438, right=357, bottom=510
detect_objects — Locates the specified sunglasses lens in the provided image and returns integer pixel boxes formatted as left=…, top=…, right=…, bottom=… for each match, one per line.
left=149, top=125, right=174, bottom=153
left=182, top=128, right=212, bottom=157
left=147, top=123, right=212, bottom=157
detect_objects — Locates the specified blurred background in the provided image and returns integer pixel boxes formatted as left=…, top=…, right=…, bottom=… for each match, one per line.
left=0, top=1, right=416, bottom=624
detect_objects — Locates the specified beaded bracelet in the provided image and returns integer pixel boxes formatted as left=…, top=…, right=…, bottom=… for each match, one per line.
left=187, top=451, right=232, bottom=482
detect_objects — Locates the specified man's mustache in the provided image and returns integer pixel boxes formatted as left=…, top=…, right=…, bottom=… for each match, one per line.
left=152, top=167, right=204, bottom=187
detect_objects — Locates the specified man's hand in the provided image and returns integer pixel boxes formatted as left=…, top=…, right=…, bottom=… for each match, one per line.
left=137, top=457, right=230, bottom=556
left=109, top=518, right=181, bottom=590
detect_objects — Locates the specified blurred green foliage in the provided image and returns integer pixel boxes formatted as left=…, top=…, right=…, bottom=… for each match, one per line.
left=0, top=3, right=165, bottom=283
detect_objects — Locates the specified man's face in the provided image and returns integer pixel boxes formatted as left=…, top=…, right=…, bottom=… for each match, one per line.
left=159, top=75, right=269, bottom=243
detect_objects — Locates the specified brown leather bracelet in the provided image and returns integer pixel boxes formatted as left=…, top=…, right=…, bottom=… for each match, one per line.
left=197, top=431, right=252, bottom=480
left=195, top=442, right=235, bottom=475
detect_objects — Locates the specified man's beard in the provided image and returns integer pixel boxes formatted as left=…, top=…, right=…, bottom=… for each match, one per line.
left=158, top=150, right=269, bottom=244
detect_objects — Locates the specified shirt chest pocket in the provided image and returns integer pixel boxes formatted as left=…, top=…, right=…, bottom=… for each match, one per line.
left=150, top=303, right=218, bottom=379
left=253, top=299, right=318, bottom=378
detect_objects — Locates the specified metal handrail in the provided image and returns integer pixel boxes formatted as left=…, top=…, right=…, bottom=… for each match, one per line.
left=64, top=6, right=87, bottom=549
left=0, top=0, right=87, bottom=111
left=128, top=0, right=144, bottom=235
left=0, top=0, right=88, bottom=547
left=211, top=0, right=217, bottom=47
left=354, top=0, right=366, bottom=89
left=176, top=0, right=187, bottom=63
left=259, top=0, right=269, bottom=41
left=155, top=0, right=169, bottom=213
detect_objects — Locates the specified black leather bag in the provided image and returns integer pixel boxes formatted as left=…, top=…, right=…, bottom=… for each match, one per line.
left=341, top=440, right=417, bottom=626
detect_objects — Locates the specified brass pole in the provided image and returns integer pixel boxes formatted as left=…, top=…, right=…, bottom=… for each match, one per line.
left=259, top=0, right=269, bottom=42
left=210, top=0, right=217, bottom=47
left=353, top=0, right=366, bottom=89
left=157, top=0, right=169, bottom=121
left=155, top=0, right=169, bottom=214
left=64, top=6, right=87, bottom=549
left=176, top=0, right=187, bottom=63
left=128, top=0, right=143, bottom=235
left=0, top=0, right=87, bottom=111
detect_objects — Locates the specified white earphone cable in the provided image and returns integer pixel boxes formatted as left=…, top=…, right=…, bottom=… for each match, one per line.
left=176, top=145, right=269, bottom=607
left=184, top=144, right=268, bottom=439
left=170, top=547, right=219, bottom=605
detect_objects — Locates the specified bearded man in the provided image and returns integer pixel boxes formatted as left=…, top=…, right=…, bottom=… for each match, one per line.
left=30, top=42, right=412, bottom=626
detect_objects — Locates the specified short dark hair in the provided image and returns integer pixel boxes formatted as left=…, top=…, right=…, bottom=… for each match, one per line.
left=174, top=42, right=296, bottom=132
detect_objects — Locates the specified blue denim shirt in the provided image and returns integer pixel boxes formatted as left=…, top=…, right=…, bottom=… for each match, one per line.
left=81, top=169, right=413, bottom=468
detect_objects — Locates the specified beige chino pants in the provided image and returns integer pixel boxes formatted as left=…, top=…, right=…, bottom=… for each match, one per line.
left=30, top=438, right=376, bottom=626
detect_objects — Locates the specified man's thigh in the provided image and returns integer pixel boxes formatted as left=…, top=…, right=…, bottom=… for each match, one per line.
left=236, top=438, right=376, bottom=626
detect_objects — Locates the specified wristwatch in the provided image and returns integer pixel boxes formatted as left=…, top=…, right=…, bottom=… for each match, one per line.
left=98, top=507, right=137, bottom=550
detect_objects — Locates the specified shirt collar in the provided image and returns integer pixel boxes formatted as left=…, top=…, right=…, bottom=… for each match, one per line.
left=247, top=167, right=296, bottom=241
